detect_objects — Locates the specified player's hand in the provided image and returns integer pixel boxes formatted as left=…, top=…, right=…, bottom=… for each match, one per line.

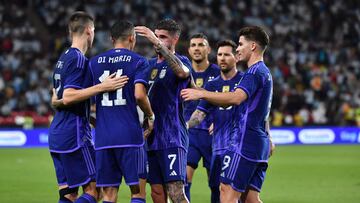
left=269, top=138, right=275, bottom=157
left=134, top=26, right=161, bottom=45
left=208, top=123, right=214, bottom=135
left=100, top=73, right=129, bottom=92
left=180, top=88, right=204, bottom=101
left=51, top=88, right=63, bottom=108
left=143, top=117, right=154, bottom=139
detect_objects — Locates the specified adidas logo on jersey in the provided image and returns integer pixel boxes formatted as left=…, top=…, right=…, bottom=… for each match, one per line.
left=170, top=170, right=177, bottom=176
left=220, top=172, right=225, bottom=177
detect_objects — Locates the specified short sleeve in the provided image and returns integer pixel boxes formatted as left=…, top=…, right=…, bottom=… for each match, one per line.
left=180, top=56, right=192, bottom=73
left=134, top=58, right=151, bottom=86
left=236, top=72, right=262, bottom=99
left=64, top=54, right=87, bottom=89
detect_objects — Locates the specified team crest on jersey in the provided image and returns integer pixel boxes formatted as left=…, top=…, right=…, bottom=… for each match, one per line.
left=196, top=78, right=204, bottom=87
left=222, top=86, right=230, bottom=92
left=159, top=68, right=167, bottom=79
left=151, top=69, right=158, bottom=79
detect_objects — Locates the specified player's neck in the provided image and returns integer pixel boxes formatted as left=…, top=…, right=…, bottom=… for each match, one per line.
left=192, top=60, right=209, bottom=72
left=221, top=67, right=237, bottom=80
left=71, top=36, right=88, bottom=55
left=114, top=42, right=132, bottom=50
left=247, top=54, right=263, bottom=68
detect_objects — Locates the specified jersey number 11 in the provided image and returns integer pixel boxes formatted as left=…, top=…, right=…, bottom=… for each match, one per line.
left=99, top=69, right=126, bottom=106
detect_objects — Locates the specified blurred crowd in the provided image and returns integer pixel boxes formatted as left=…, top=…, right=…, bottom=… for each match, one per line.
left=0, top=0, right=359, bottom=127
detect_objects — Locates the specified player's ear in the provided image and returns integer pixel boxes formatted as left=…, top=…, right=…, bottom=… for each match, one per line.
left=173, top=34, right=179, bottom=44
left=129, top=34, right=135, bottom=43
left=110, top=36, right=115, bottom=45
left=251, top=42, right=257, bottom=52
left=207, top=46, right=211, bottom=55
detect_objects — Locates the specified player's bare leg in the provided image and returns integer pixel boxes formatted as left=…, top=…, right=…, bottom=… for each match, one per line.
left=243, top=189, right=262, bottom=203
left=59, top=184, right=78, bottom=202
left=220, top=183, right=241, bottom=203
left=103, top=186, right=118, bottom=202
left=151, top=184, right=167, bottom=203
left=129, top=184, right=146, bottom=202
left=166, top=181, right=189, bottom=203
left=82, top=181, right=100, bottom=201
left=139, top=178, right=147, bottom=199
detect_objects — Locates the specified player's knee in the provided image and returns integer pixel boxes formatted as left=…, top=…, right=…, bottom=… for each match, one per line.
left=151, top=188, right=166, bottom=203
left=59, top=187, right=78, bottom=202
left=244, top=189, right=261, bottom=203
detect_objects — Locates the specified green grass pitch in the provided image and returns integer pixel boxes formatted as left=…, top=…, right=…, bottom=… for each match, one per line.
left=0, top=145, right=359, bottom=202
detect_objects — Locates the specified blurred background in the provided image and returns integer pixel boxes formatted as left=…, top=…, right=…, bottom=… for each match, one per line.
left=0, top=1, right=360, bottom=202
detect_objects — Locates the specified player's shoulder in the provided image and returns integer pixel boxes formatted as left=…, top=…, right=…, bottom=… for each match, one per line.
left=148, top=57, right=158, bottom=66
left=206, top=75, right=222, bottom=86
left=208, top=63, right=220, bottom=71
left=61, top=47, right=83, bottom=60
left=176, top=54, right=191, bottom=63
left=247, top=61, right=269, bottom=75
left=60, top=48, right=87, bottom=69
left=89, top=49, right=113, bottom=62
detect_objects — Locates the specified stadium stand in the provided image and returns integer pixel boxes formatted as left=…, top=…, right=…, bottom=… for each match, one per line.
left=0, top=0, right=359, bottom=127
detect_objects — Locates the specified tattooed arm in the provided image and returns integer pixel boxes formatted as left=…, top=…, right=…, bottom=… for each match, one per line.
left=153, top=41, right=190, bottom=79
left=187, top=109, right=207, bottom=129
left=134, top=26, right=190, bottom=79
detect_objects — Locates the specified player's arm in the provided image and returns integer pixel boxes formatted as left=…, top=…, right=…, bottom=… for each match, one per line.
left=181, top=88, right=247, bottom=108
left=51, top=88, right=66, bottom=108
left=89, top=104, right=96, bottom=127
left=154, top=43, right=190, bottom=79
left=63, top=73, right=129, bottom=105
left=134, top=26, right=190, bottom=79
left=135, top=83, right=154, bottom=138
left=266, top=120, right=275, bottom=157
left=186, top=109, right=207, bottom=129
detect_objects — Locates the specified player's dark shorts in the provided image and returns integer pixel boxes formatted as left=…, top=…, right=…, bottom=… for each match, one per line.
left=147, top=147, right=186, bottom=184
left=138, top=146, right=148, bottom=179
left=96, top=147, right=140, bottom=187
left=220, top=150, right=268, bottom=193
left=208, top=151, right=226, bottom=188
left=187, top=128, right=212, bottom=170
left=50, top=144, right=96, bottom=188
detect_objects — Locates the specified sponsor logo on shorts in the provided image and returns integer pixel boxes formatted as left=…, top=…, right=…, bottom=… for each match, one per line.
left=0, top=131, right=27, bottom=146
left=270, top=129, right=296, bottom=144
left=298, top=129, right=335, bottom=144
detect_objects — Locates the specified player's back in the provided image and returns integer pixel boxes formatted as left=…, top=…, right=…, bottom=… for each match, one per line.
left=49, top=48, right=91, bottom=153
left=232, top=61, right=272, bottom=161
left=184, top=63, right=220, bottom=130
left=146, top=54, right=191, bottom=151
left=89, top=48, right=150, bottom=149
left=198, top=72, right=243, bottom=153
